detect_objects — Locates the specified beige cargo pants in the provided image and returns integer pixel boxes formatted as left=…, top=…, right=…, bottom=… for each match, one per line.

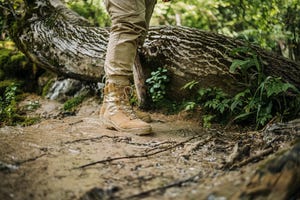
left=104, top=0, right=157, bottom=80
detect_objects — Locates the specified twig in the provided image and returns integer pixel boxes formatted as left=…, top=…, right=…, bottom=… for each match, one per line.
left=222, top=142, right=251, bottom=169
left=180, top=136, right=212, bottom=159
left=145, top=141, right=178, bottom=153
left=121, top=172, right=202, bottom=200
left=64, top=135, right=131, bottom=144
left=16, top=153, right=47, bottom=165
left=66, top=135, right=174, bottom=149
left=68, top=120, right=84, bottom=126
left=75, top=135, right=201, bottom=169
left=230, top=147, right=274, bottom=169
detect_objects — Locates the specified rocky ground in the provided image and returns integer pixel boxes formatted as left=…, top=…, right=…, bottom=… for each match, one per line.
left=0, top=95, right=299, bottom=200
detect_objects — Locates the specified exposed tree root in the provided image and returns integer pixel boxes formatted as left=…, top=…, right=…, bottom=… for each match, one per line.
left=229, top=147, right=274, bottom=170
left=76, top=135, right=202, bottom=169
left=64, top=135, right=131, bottom=145
left=0, top=153, right=48, bottom=172
left=80, top=171, right=202, bottom=200
left=122, top=172, right=202, bottom=200
left=15, top=153, right=47, bottom=166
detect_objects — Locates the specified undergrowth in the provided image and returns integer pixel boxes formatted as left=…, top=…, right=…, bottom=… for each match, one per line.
left=182, top=47, right=300, bottom=128
left=145, top=67, right=183, bottom=114
left=0, top=82, right=40, bottom=127
left=146, top=67, right=169, bottom=104
left=63, top=94, right=87, bottom=112
left=0, top=83, right=18, bottom=125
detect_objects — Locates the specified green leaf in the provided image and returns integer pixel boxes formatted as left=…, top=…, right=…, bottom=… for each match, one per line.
left=181, top=80, right=199, bottom=90
left=264, top=77, right=298, bottom=97
left=233, top=111, right=254, bottom=122
left=184, top=102, right=197, bottom=111
left=229, top=59, right=255, bottom=73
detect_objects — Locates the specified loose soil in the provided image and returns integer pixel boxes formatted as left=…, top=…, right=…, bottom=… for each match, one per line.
left=0, top=95, right=298, bottom=200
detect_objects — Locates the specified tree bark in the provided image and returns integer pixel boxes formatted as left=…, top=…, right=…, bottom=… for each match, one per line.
left=5, top=0, right=300, bottom=100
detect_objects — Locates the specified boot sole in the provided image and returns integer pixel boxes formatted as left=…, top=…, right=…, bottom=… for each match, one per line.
left=101, top=118, right=152, bottom=136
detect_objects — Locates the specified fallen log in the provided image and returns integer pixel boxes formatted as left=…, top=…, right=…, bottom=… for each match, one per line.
left=3, top=0, right=300, bottom=101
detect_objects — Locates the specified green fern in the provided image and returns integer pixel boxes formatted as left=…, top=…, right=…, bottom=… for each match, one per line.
left=182, top=47, right=300, bottom=128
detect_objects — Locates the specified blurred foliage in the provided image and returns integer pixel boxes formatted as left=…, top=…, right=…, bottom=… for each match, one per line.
left=0, top=82, right=19, bottom=126
left=0, top=41, right=42, bottom=92
left=0, top=82, right=40, bottom=127
left=65, top=0, right=111, bottom=27
left=0, top=41, right=43, bottom=127
left=153, top=0, right=299, bottom=61
left=1, top=0, right=299, bottom=60
left=61, top=0, right=300, bottom=61
left=63, top=94, right=86, bottom=112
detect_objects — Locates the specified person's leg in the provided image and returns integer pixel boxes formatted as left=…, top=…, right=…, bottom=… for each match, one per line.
left=142, top=0, right=157, bottom=43
left=104, top=0, right=149, bottom=78
left=101, top=0, right=155, bottom=135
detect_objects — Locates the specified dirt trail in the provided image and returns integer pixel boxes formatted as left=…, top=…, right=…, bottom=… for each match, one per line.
left=0, top=96, right=298, bottom=200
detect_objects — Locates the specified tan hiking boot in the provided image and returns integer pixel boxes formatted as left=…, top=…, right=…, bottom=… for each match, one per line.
left=100, top=82, right=152, bottom=135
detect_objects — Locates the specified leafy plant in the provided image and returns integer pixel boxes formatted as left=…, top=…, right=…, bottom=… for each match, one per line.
left=203, top=114, right=214, bottom=129
left=183, top=48, right=300, bottom=128
left=183, top=101, right=197, bottom=111
left=63, top=94, right=86, bottom=112
left=0, top=82, right=18, bottom=125
left=181, top=80, right=199, bottom=90
left=196, top=87, right=232, bottom=126
left=146, top=67, right=169, bottom=103
left=0, top=82, right=40, bottom=127
left=229, top=49, right=299, bottom=127
left=25, top=100, right=40, bottom=111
